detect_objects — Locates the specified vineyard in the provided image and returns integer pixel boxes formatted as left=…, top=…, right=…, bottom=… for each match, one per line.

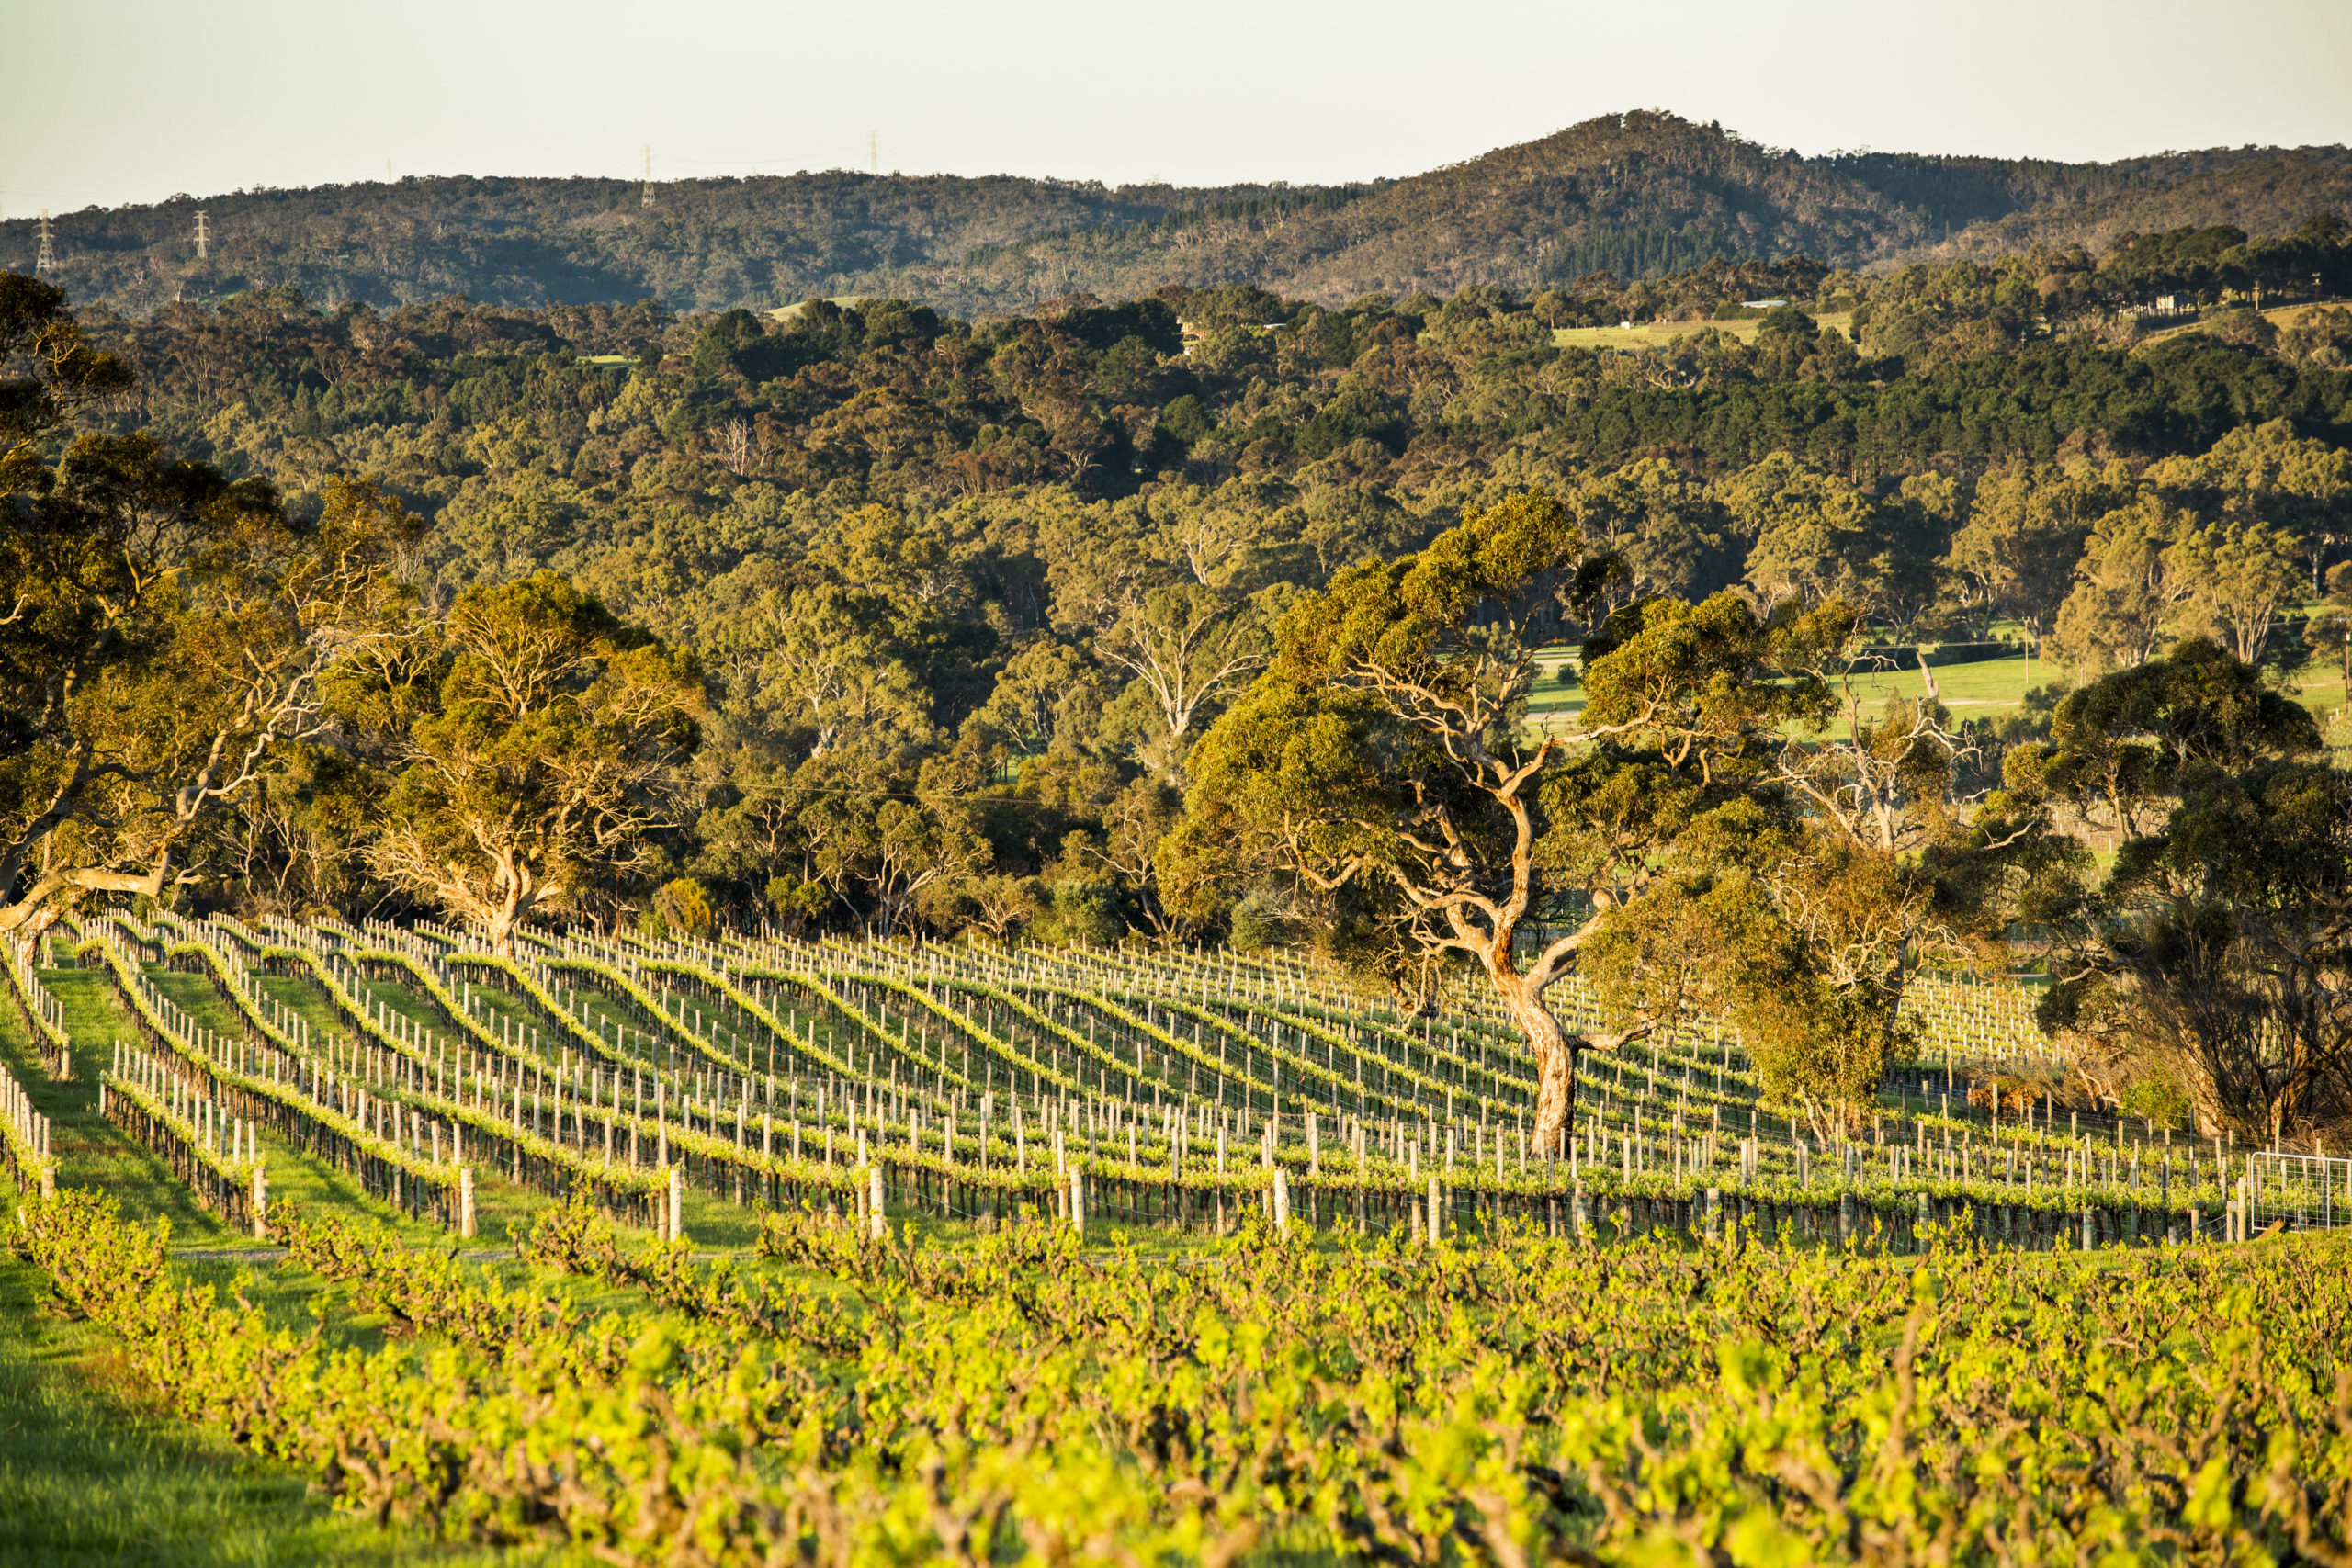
left=4, top=912, right=2350, bottom=1563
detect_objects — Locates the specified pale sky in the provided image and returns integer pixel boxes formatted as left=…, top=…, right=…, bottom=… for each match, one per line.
left=7, top=0, right=2350, bottom=215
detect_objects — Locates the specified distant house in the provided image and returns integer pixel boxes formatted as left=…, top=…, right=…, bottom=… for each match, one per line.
left=1741, top=299, right=1787, bottom=310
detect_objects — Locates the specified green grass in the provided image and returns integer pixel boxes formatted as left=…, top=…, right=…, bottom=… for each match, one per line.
left=0, top=1256, right=543, bottom=1568
left=1822, top=647, right=2052, bottom=720
left=2, top=971, right=236, bottom=1241
left=2283, top=651, right=2351, bottom=722
left=1804, top=645, right=2349, bottom=732
left=1523, top=646, right=2062, bottom=741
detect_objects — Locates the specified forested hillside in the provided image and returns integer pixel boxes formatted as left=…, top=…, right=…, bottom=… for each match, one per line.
left=1921, top=152, right=2352, bottom=265
left=9, top=111, right=2350, bottom=318
left=4, top=207, right=2334, bottom=960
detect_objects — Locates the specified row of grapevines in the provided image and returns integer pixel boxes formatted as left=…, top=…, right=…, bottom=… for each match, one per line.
left=23, top=1187, right=2349, bottom=1563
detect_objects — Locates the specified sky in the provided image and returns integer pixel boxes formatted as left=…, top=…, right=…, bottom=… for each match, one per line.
left=6, top=0, right=2350, bottom=216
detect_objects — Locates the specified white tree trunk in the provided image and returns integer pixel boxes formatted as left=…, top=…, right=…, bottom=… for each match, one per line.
left=1493, top=967, right=1577, bottom=1157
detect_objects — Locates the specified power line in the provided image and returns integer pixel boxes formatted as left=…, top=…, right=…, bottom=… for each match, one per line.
left=642, top=144, right=654, bottom=209
left=193, top=209, right=209, bottom=261
left=34, top=211, right=54, bottom=275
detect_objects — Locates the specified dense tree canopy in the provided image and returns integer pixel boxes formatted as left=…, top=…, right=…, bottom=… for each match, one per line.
left=2027, top=640, right=2348, bottom=1142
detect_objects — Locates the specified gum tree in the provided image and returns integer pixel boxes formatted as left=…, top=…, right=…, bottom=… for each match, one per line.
left=357, top=570, right=703, bottom=955
left=1, top=276, right=412, bottom=959
left=1167, top=492, right=1644, bottom=1150
left=1170, top=489, right=2051, bottom=1149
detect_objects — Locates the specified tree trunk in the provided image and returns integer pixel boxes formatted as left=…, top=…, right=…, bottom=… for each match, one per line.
left=0, top=853, right=172, bottom=967
left=1497, top=971, right=1577, bottom=1158
left=8, top=908, right=57, bottom=976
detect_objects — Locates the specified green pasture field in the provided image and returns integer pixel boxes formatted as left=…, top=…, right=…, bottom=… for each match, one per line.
left=1525, top=638, right=2352, bottom=743
left=1831, top=645, right=2351, bottom=728
left=1552, top=310, right=1856, bottom=351
left=1815, top=646, right=2054, bottom=724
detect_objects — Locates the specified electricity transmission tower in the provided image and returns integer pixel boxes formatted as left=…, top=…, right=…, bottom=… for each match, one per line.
left=641, top=145, right=654, bottom=209
left=35, top=211, right=54, bottom=274
left=194, top=210, right=209, bottom=260
left=870, top=130, right=877, bottom=174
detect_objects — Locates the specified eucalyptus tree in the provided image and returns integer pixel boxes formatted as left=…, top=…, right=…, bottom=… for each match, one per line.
left=2027, top=638, right=2346, bottom=1144
left=356, top=570, right=704, bottom=955
left=1171, top=488, right=2050, bottom=1148
left=1, top=276, right=412, bottom=959
left=1168, top=492, right=1645, bottom=1149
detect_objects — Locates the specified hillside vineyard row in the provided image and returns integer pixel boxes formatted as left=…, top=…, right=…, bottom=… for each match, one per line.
left=10, top=909, right=2304, bottom=1256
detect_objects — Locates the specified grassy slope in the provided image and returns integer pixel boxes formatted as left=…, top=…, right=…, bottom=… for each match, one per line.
left=0, top=989, right=560, bottom=1568
left=2, top=968, right=235, bottom=1242
left=1525, top=643, right=2350, bottom=739
left=0, top=1256, right=544, bottom=1568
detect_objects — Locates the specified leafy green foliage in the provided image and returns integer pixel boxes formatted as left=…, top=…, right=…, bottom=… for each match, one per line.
left=1, top=283, right=413, bottom=953
left=16, top=1188, right=2352, bottom=1565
